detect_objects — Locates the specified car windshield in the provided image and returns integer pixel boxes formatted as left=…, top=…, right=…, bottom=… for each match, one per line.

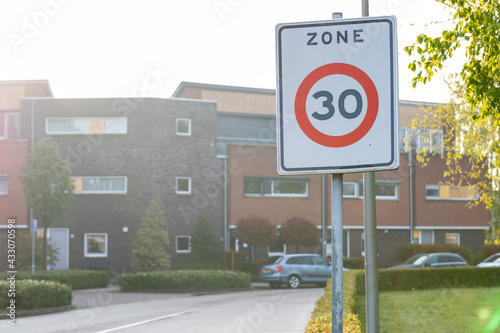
left=484, top=254, right=500, bottom=263
left=404, top=254, right=429, bottom=265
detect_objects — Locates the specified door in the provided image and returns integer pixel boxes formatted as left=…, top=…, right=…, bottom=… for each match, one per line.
left=48, top=228, right=69, bottom=270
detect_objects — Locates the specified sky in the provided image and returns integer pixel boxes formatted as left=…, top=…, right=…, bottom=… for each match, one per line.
left=0, top=0, right=458, bottom=103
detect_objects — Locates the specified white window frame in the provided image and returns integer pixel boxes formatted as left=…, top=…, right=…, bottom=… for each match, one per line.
left=46, top=117, right=127, bottom=135
left=344, top=181, right=399, bottom=200
left=0, top=112, right=20, bottom=139
left=425, top=184, right=478, bottom=201
left=176, top=236, right=191, bottom=253
left=84, top=233, right=108, bottom=257
left=176, top=177, right=192, bottom=195
left=0, top=174, right=8, bottom=195
left=445, top=233, right=460, bottom=245
left=243, top=178, right=309, bottom=198
left=176, top=118, right=192, bottom=136
left=74, top=176, right=127, bottom=194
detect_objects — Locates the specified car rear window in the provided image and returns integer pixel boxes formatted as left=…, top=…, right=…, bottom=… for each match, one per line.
left=265, top=256, right=282, bottom=265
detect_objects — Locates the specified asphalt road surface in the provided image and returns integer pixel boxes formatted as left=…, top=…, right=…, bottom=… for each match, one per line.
left=3, top=283, right=325, bottom=333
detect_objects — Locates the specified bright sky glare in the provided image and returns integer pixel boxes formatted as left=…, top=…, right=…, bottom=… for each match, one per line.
left=1, top=0, right=457, bottom=103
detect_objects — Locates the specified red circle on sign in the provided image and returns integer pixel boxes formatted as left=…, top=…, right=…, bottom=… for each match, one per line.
left=294, top=63, right=379, bottom=147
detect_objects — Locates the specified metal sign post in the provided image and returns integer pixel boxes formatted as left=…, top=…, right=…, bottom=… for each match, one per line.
left=331, top=173, right=344, bottom=331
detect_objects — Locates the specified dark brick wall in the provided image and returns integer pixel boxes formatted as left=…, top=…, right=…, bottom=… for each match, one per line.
left=20, top=98, right=224, bottom=273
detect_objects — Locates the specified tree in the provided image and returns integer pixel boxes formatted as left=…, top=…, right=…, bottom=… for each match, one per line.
left=20, top=137, right=74, bottom=271
left=405, top=0, right=500, bottom=123
left=280, top=217, right=319, bottom=253
left=130, top=195, right=170, bottom=271
left=234, top=215, right=277, bottom=247
left=190, top=215, right=222, bottom=265
left=405, top=0, right=500, bottom=240
left=14, top=232, right=59, bottom=270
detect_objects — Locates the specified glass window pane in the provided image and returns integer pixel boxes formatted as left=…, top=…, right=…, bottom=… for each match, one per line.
left=343, top=183, right=356, bottom=197
left=176, top=177, right=191, bottom=194
left=85, top=234, right=107, bottom=256
left=176, top=118, right=191, bottom=135
left=177, top=236, right=191, bottom=252
left=272, top=180, right=307, bottom=195
left=244, top=179, right=261, bottom=195
left=105, top=117, right=127, bottom=133
left=0, top=175, right=8, bottom=195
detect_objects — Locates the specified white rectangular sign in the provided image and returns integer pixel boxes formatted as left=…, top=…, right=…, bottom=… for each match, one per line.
left=276, top=16, right=399, bottom=175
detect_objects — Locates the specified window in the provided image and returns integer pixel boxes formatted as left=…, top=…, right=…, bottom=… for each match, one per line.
left=445, top=233, right=460, bottom=245
left=176, top=118, right=191, bottom=136
left=343, top=181, right=399, bottom=200
left=425, top=184, right=477, bottom=201
left=243, top=178, right=308, bottom=198
left=46, top=117, right=127, bottom=134
left=0, top=175, right=8, bottom=195
left=176, top=177, right=192, bottom=195
left=73, top=177, right=127, bottom=194
left=176, top=236, right=191, bottom=253
left=84, top=233, right=108, bottom=257
left=400, top=127, right=443, bottom=153
left=0, top=112, right=20, bottom=139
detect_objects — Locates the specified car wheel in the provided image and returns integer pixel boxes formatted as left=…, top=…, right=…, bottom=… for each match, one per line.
left=269, top=283, right=281, bottom=289
left=287, top=275, right=300, bottom=289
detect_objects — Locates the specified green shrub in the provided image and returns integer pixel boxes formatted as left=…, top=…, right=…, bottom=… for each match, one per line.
left=237, top=262, right=259, bottom=277
left=0, top=270, right=108, bottom=290
left=481, top=244, right=500, bottom=259
left=356, top=267, right=500, bottom=293
left=344, top=257, right=364, bottom=269
left=305, top=270, right=363, bottom=333
left=0, top=279, right=72, bottom=311
left=116, top=270, right=251, bottom=291
left=172, top=260, right=224, bottom=270
left=400, top=243, right=473, bottom=264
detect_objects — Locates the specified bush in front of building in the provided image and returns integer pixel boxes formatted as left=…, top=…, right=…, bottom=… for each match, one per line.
left=0, top=269, right=108, bottom=290
left=343, top=257, right=365, bottom=269
left=355, top=267, right=500, bottom=293
left=0, top=279, right=72, bottom=311
left=304, top=271, right=362, bottom=333
left=400, top=243, right=473, bottom=264
left=116, top=270, right=251, bottom=291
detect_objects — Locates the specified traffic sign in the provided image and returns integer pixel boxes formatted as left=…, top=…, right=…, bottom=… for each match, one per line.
left=276, top=16, right=399, bottom=175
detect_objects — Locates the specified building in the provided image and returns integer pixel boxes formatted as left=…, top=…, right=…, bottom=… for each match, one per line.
left=18, top=96, right=224, bottom=273
left=173, top=82, right=490, bottom=267
left=0, top=80, right=53, bottom=271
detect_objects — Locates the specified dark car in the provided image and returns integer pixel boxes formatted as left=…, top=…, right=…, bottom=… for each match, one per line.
left=259, top=253, right=341, bottom=288
left=388, top=252, right=469, bottom=269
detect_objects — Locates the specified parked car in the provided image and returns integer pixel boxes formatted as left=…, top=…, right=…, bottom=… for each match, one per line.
left=476, top=253, right=500, bottom=267
left=259, top=254, right=345, bottom=288
left=387, top=252, right=469, bottom=269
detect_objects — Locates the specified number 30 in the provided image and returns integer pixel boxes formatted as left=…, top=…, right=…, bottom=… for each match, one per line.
left=312, top=89, right=363, bottom=121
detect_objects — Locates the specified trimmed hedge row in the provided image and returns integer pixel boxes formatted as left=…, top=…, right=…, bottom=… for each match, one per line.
left=305, top=271, right=362, bottom=333
left=0, top=279, right=72, bottom=311
left=356, top=267, right=500, bottom=293
left=116, top=270, right=251, bottom=291
left=0, top=270, right=108, bottom=290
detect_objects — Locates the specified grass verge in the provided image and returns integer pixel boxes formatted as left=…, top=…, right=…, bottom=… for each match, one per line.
left=355, top=287, right=500, bottom=333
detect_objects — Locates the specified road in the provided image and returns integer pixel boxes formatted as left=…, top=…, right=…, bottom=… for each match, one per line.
left=4, top=284, right=324, bottom=333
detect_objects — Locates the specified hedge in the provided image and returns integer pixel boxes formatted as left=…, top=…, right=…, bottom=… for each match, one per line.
left=0, top=279, right=72, bottom=311
left=305, top=270, right=363, bottom=333
left=116, top=270, right=251, bottom=291
left=0, top=270, right=108, bottom=290
left=355, top=267, right=500, bottom=293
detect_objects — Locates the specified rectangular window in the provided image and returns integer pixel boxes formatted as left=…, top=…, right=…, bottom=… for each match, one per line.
left=400, top=127, right=443, bottom=153
left=425, top=184, right=477, bottom=201
left=344, top=181, right=398, bottom=200
left=46, top=117, right=127, bottom=134
left=445, top=233, right=460, bottom=245
left=0, top=175, right=8, bottom=195
left=176, top=118, right=191, bottom=136
left=176, top=236, right=191, bottom=253
left=244, top=178, right=308, bottom=198
left=84, top=233, right=108, bottom=257
left=0, top=113, right=20, bottom=139
left=73, top=177, right=127, bottom=194
left=176, top=177, right=192, bottom=195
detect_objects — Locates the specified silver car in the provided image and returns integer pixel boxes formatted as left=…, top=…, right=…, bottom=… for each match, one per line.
left=259, top=254, right=332, bottom=288
left=388, top=252, right=469, bottom=269
left=477, top=253, right=500, bottom=267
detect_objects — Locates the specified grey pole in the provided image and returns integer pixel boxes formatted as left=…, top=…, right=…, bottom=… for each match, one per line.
left=331, top=173, right=344, bottom=333
left=362, top=1, right=380, bottom=332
